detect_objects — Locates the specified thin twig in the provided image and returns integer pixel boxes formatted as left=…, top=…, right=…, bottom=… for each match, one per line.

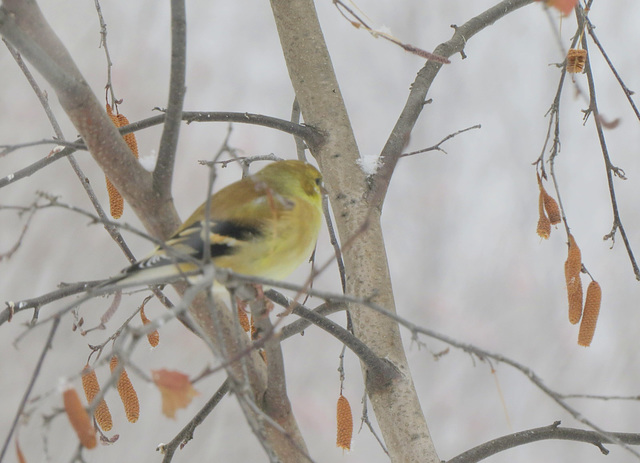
left=585, top=17, right=640, bottom=123
left=153, top=0, right=187, bottom=195
left=0, top=139, right=84, bottom=157
left=371, top=0, right=534, bottom=208
left=0, top=317, right=60, bottom=462
left=581, top=24, right=640, bottom=279
left=0, top=111, right=321, bottom=191
left=333, top=0, right=449, bottom=63
left=400, top=124, right=481, bottom=157
left=92, top=0, right=117, bottom=105
left=4, top=36, right=138, bottom=264
left=160, top=380, right=230, bottom=462
left=290, top=98, right=307, bottom=160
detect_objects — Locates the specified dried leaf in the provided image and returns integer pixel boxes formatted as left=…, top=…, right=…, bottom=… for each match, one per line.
left=566, top=48, right=587, bottom=74
left=152, top=369, right=199, bottom=419
left=538, top=0, right=578, bottom=15
left=336, top=394, right=353, bottom=450
left=63, top=386, right=97, bottom=449
left=578, top=281, right=602, bottom=347
left=15, top=439, right=27, bottom=463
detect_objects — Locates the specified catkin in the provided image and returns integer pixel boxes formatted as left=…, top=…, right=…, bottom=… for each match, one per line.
left=536, top=191, right=551, bottom=239
left=104, top=104, right=139, bottom=219
left=81, top=365, right=113, bottom=431
left=105, top=176, right=124, bottom=219
left=336, top=394, right=353, bottom=450
left=565, top=234, right=583, bottom=324
left=110, top=356, right=140, bottom=423
left=578, top=281, right=602, bottom=347
left=116, top=113, right=139, bottom=159
left=237, top=306, right=251, bottom=332
left=140, top=306, right=160, bottom=348
left=63, top=387, right=97, bottom=449
left=542, top=190, right=561, bottom=225
left=566, top=267, right=583, bottom=325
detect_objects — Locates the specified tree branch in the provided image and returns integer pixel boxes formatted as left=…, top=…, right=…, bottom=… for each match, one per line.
left=269, top=0, right=438, bottom=460
left=153, top=0, right=187, bottom=196
left=0, top=0, right=180, bottom=240
left=370, top=0, right=534, bottom=208
left=447, top=421, right=640, bottom=463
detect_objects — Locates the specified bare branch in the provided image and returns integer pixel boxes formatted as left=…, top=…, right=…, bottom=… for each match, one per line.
left=580, top=18, right=640, bottom=280
left=447, top=421, right=640, bottom=463
left=371, top=0, right=534, bottom=208
left=0, top=317, right=60, bottom=462
left=400, top=124, right=481, bottom=157
left=153, top=0, right=187, bottom=196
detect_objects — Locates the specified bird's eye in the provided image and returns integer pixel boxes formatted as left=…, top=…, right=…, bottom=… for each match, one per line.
left=315, top=177, right=323, bottom=187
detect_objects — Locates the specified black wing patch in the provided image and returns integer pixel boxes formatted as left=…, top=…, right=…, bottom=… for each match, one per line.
left=122, top=220, right=263, bottom=276
left=190, top=221, right=263, bottom=260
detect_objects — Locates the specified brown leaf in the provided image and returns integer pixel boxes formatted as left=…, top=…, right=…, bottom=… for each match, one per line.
left=152, top=369, right=199, bottom=419
left=15, top=439, right=27, bottom=463
left=538, top=0, right=578, bottom=15
left=63, top=387, right=97, bottom=449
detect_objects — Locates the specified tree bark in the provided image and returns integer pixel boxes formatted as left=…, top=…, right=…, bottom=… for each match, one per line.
left=269, top=1, right=440, bottom=461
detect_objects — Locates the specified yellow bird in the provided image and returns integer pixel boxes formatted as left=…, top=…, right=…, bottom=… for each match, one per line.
left=104, top=160, right=324, bottom=288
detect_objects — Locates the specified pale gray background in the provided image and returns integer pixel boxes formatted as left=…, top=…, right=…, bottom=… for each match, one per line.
left=1, top=1, right=640, bottom=462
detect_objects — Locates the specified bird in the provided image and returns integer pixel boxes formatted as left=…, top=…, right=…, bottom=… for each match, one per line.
left=100, top=160, right=324, bottom=289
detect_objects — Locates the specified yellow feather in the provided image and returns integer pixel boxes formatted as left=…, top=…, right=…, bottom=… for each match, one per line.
left=105, top=160, right=323, bottom=287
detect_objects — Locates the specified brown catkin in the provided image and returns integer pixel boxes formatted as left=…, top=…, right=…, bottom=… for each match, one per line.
left=110, top=356, right=140, bottom=423
left=565, top=234, right=582, bottom=277
left=578, top=281, right=602, bottom=347
left=237, top=306, right=251, bottom=332
left=105, top=104, right=124, bottom=219
left=336, top=394, right=353, bottom=450
left=542, top=190, right=561, bottom=225
left=565, top=234, right=583, bottom=324
left=566, top=267, right=583, bottom=325
left=81, top=365, right=113, bottom=431
left=106, top=176, right=124, bottom=219
left=140, top=306, right=160, bottom=348
left=104, top=105, right=139, bottom=219
left=106, top=103, right=119, bottom=125
left=116, top=113, right=139, bottom=159
left=63, top=387, right=97, bottom=449
left=536, top=191, right=551, bottom=239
